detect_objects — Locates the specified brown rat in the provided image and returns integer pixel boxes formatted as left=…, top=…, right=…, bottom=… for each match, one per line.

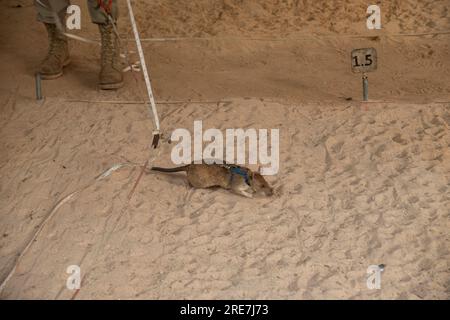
left=149, top=163, right=273, bottom=198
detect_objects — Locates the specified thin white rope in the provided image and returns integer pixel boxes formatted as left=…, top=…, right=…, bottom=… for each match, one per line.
left=126, top=0, right=160, bottom=134
left=66, top=145, right=162, bottom=300
left=0, top=134, right=166, bottom=296
left=58, top=29, right=450, bottom=45
left=64, top=98, right=232, bottom=105
left=137, top=30, right=450, bottom=42
left=0, top=162, right=140, bottom=294
left=62, top=98, right=450, bottom=105
left=63, top=33, right=100, bottom=45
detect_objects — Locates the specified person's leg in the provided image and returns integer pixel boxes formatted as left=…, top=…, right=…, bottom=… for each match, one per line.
left=87, top=0, right=123, bottom=90
left=35, top=0, right=69, bottom=24
left=34, top=0, right=71, bottom=79
left=86, top=0, right=118, bottom=24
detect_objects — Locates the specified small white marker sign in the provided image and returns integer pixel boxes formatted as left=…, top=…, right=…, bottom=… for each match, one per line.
left=351, top=48, right=377, bottom=73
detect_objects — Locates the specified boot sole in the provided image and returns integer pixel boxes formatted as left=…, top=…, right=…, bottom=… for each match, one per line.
left=40, top=58, right=71, bottom=80
left=99, top=80, right=124, bottom=90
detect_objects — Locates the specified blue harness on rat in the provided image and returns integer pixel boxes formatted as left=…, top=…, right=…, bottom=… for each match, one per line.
left=226, top=165, right=252, bottom=186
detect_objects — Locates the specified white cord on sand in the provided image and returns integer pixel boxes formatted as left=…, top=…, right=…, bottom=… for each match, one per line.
left=57, top=30, right=450, bottom=45
left=63, top=33, right=100, bottom=45
left=126, top=0, right=160, bottom=134
left=0, top=162, right=139, bottom=294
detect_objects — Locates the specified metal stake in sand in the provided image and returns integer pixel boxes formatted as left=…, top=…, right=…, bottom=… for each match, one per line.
left=351, top=48, right=377, bottom=102
left=126, top=0, right=161, bottom=148
left=35, top=72, right=43, bottom=101
left=362, top=73, right=369, bottom=101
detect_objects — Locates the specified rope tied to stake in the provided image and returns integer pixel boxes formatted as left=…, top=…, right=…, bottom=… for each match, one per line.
left=98, top=0, right=162, bottom=148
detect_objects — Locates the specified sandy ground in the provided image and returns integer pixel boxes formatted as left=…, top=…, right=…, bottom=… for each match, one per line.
left=0, top=0, right=449, bottom=299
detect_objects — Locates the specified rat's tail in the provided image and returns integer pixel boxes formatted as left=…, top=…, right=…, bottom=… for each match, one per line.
left=151, top=165, right=190, bottom=173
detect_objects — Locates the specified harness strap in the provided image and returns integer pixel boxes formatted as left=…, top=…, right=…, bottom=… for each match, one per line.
left=224, top=165, right=251, bottom=187
left=230, top=167, right=251, bottom=185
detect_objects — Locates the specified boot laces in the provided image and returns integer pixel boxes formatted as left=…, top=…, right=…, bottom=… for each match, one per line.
left=101, top=23, right=117, bottom=66
left=46, top=26, right=65, bottom=60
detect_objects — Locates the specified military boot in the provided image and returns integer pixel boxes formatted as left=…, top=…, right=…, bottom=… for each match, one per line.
left=98, top=21, right=123, bottom=90
left=39, top=23, right=70, bottom=79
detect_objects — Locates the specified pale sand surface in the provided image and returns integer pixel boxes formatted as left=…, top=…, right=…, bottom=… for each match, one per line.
left=0, top=0, right=449, bottom=299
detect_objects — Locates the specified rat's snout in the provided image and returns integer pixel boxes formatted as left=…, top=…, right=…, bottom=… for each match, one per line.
left=264, top=187, right=274, bottom=196
left=252, top=174, right=273, bottom=195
